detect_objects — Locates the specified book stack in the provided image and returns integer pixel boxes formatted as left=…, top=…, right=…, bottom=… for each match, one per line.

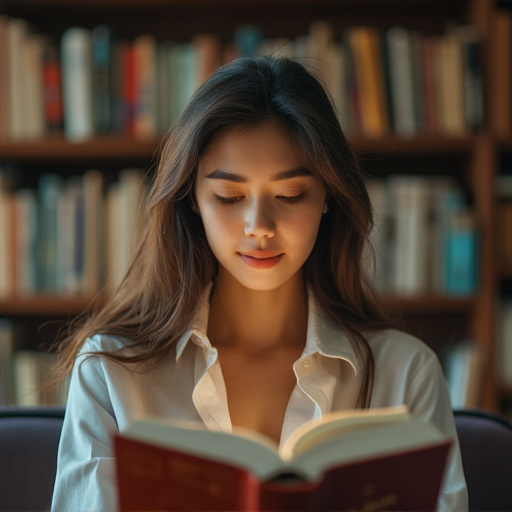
left=0, top=15, right=484, bottom=141
left=0, top=319, right=69, bottom=407
left=0, top=167, right=148, bottom=298
left=366, top=175, right=478, bottom=296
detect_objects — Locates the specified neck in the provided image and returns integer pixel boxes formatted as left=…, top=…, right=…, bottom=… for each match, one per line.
left=208, top=273, right=308, bottom=354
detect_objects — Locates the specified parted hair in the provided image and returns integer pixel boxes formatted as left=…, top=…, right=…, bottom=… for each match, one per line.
left=54, top=55, right=390, bottom=408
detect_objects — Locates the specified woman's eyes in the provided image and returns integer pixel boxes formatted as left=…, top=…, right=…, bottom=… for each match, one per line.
left=214, top=193, right=306, bottom=204
left=275, top=192, right=306, bottom=203
left=214, top=194, right=243, bottom=204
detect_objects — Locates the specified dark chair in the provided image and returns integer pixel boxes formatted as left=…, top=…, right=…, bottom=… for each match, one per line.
left=454, top=409, right=512, bottom=512
left=0, top=406, right=65, bottom=511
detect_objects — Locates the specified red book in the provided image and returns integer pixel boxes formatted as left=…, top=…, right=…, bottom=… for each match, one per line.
left=122, top=44, right=136, bottom=136
left=114, top=406, right=451, bottom=511
left=43, top=42, right=63, bottom=133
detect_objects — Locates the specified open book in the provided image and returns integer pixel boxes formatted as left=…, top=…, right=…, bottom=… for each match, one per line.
left=114, top=405, right=452, bottom=511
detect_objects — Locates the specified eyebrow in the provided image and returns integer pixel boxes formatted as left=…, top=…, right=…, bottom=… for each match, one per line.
left=205, top=166, right=313, bottom=183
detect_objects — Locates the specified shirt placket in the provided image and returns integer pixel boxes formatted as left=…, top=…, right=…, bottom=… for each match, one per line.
left=191, top=343, right=232, bottom=433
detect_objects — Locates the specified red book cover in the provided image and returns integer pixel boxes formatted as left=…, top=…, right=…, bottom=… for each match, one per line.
left=114, top=407, right=452, bottom=512
left=115, top=436, right=258, bottom=511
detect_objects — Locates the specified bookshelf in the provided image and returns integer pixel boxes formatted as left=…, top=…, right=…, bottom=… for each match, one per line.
left=0, top=0, right=507, bottom=412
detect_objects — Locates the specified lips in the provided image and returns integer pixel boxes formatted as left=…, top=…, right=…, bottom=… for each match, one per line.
left=239, top=251, right=283, bottom=269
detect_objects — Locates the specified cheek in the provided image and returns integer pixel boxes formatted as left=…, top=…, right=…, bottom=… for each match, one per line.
left=284, top=209, right=324, bottom=249
left=200, top=206, right=238, bottom=244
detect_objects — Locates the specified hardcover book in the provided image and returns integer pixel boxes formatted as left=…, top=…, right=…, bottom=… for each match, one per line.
left=114, top=405, right=451, bottom=511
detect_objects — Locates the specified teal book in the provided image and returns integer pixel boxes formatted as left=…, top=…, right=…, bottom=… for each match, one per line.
left=37, top=174, right=63, bottom=292
left=92, top=24, right=113, bottom=134
left=445, top=210, right=478, bottom=295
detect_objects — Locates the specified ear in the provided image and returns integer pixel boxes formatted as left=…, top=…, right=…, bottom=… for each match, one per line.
left=190, top=194, right=199, bottom=213
left=323, top=193, right=331, bottom=214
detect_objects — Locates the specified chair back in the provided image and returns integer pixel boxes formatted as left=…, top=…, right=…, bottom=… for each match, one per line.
left=454, top=409, right=512, bottom=512
left=0, top=406, right=65, bottom=511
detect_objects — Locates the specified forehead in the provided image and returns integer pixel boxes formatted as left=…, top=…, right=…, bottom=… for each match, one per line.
left=197, top=122, right=309, bottom=178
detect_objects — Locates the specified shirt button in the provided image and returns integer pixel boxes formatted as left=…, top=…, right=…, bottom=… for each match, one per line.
left=303, top=359, right=310, bottom=368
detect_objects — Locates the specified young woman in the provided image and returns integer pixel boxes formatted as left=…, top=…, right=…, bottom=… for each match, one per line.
left=51, top=56, right=467, bottom=511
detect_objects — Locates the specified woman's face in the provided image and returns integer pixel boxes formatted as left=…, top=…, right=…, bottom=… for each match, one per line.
left=194, top=121, right=327, bottom=291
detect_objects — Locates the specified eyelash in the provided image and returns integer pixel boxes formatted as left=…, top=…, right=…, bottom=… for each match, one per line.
left=214, top=193, right=306, bottom=204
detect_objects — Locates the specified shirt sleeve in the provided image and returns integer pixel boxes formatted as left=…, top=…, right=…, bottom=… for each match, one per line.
left=51, top=342, right=119, bottom=512
left=405, top=354, right=468, bottom=512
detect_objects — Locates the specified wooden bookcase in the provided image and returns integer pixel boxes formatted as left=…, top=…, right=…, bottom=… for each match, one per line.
left=0, top=0, right=508, bottom=412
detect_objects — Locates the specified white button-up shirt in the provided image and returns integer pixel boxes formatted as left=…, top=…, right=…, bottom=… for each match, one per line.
left=52, top=290, right=467, bottom=511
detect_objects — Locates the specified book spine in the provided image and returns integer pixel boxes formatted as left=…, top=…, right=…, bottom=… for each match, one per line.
left=43, top=41, right=64, bottom=133
left=444, top=209, right=478, bottom=295
left=92, top=25, right=113, bottom=134
left=0, top=319, right=14, bottom=405
left=498, top=300, right=512, bottom=388
left=386, top=27, right=416, bottom=136
left=490, top=11, right=512, bottom=138
left=61, top=27, right=94, bottom=141
left=0, top=176, right=14, bottom=298
left=37, top=174, right=63, bottom=292
left=83, top=170, right=104, bottom=295
left=388, top=175, right=431, bottom=294
left=14, top=188, right=38, bottom=295
left=347, top=27, right=389, bottom=138
left=7, top=18, right=29, bottom=139
left=0, top=15, right=9, bottom=139
left=133, top=35, right=157, bottom=139
left=22, top=34, right=45, bottom=139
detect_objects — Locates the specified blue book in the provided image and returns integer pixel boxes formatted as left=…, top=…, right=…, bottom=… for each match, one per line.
left=445, top=210, right=478, bottom=295
left=37, top=174, right=63, bottom=293
left=92, top=25, right=113, bottom=134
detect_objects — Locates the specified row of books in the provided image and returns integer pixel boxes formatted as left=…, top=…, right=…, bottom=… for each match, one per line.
left=490, top=8, right=512, bottom=139
left=367, top=175, right=478, bottom=296
left=0, top=170, right=478, bottom=299
left=0, top=15, right=484, bottom=141
left=0, top=167, right=148, bottom=298
left=498, top=299, right=512, bottom=390
left=0, top=319, right=69, bottom=407
left=442, top=341, right=485, bottom=409
left=496, top=174, right=512, bottom=276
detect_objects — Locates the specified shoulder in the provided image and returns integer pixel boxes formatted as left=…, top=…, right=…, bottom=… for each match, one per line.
left=365, top=328, right=437, bottom=365
left=80, top=333, right=132, bottom=355
left=365, top=328, right=444, bottom=399
left=73, top=334, right=136, bottom=380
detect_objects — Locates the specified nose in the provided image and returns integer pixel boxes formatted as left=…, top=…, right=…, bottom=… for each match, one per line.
left=244, top=197, right=276, bottom=239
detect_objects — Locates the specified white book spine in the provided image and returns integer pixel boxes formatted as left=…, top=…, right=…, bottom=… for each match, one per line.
left=7, top=18, right=29, bottom=139
left=389, top=176, right=430, bottom=294
left=61, top=27, right=94, bottom=141
left=387, top=27, right=416, bottom=136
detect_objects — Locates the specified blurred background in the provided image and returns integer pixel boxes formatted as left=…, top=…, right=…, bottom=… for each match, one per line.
left=0, top=0, right=511, bottom=419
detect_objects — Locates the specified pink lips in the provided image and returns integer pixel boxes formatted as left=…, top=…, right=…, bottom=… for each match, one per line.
left=239, top=251, right=283, bottom=269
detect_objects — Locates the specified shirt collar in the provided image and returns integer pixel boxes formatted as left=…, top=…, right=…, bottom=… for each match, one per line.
left=175, top=285, right=360, bottom=375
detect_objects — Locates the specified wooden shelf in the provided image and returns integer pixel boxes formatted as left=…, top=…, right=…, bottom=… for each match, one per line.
left=0, top=296, right=97, bottom=316
left=0, top=136, right=162, bottom=162
left=380, top=294, right=476, bottom=314
left=350, top=135, right=478, bottom=155
left=0, top=134, right=478, bottom=162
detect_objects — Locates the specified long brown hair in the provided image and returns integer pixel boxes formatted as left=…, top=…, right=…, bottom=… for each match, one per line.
left=54, top=56, right=390, bottom=407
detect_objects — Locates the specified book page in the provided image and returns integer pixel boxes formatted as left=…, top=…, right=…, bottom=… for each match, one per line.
left=290, top=419, right=447, bottom=481
left=280, top=405, right=410, bottom=460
